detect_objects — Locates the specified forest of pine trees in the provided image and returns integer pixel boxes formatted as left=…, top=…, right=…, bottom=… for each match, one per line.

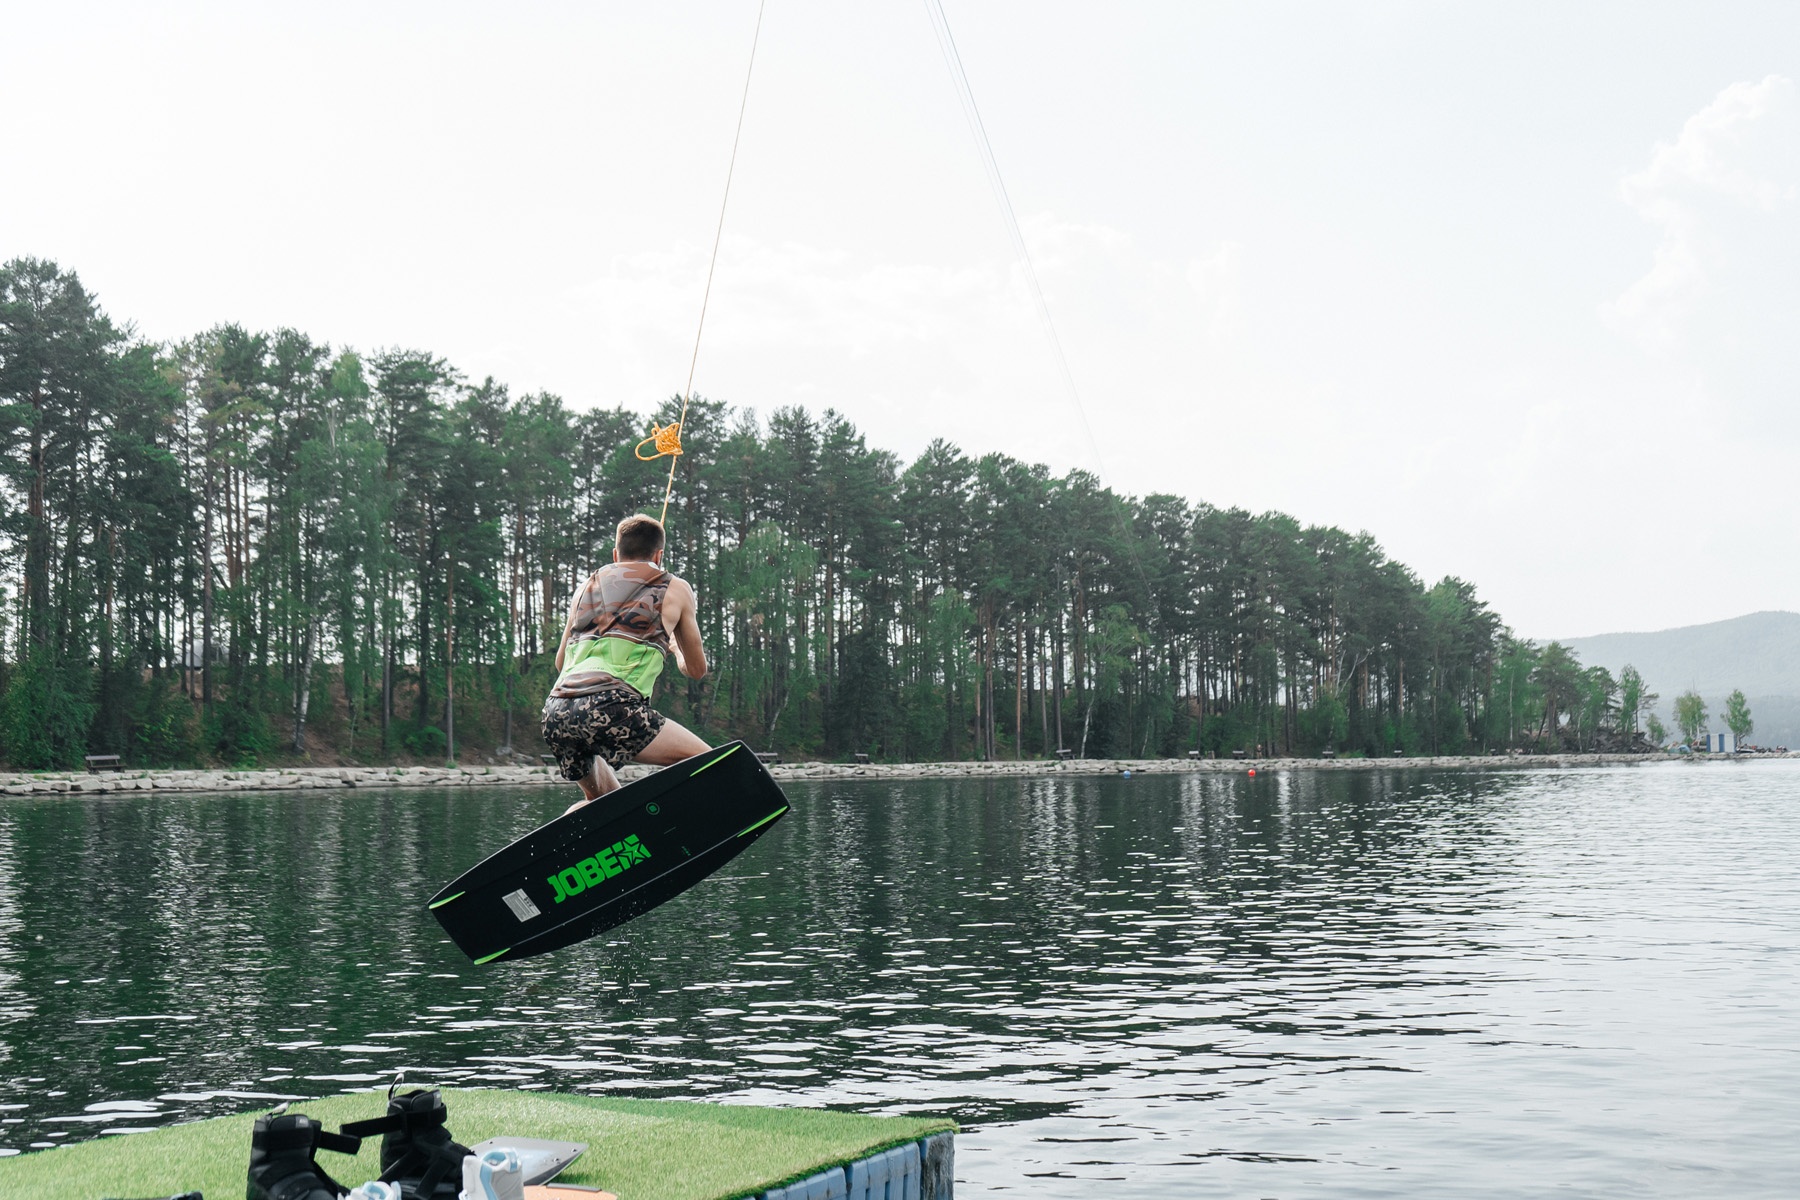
left=0, top=259, right=1649, bottom=770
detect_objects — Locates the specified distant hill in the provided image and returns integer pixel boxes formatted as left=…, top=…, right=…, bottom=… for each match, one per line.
left=1556, top=611, right=1800, bottom=695
left=1555, top=611, right=1800, bottom=748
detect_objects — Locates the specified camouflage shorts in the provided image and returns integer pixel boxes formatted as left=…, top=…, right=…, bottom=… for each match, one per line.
left=541, top=690, right=667, bottom=780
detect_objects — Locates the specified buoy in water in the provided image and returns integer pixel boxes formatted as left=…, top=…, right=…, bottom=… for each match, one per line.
left=1122, top=770, right=1132, bottom=779
left=1248, top=768, right=1256, bottom=776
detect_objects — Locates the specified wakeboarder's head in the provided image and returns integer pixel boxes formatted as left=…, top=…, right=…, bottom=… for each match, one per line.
left=614, top=513, right=666, bottom=564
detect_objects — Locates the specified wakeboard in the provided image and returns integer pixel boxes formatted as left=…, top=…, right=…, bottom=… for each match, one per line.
left=429, top=741, right=789, bottom=964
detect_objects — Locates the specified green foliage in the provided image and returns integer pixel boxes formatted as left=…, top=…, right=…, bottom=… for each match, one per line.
left=1646, top=712, right=1668, bottom=746
left=1572, top=666, right=1618, bottom=752
left=204, top=690, right=273, bottom=768
left=1674, top=690, right=1709, bottom=744
left=1724, top=689, right=1753, bottom=741
left=1299, top=695, right=1348, bottom=750
left=0, top=260, right=1648, bottom=768
left=826, top=628, right=898, bottom=758
left=131, top=676, right=201, bottom=766
left=1618, top=665, right=1655, bottom=737
left=1530, top=642, right=1585, bottom=750
left=0, top=647, right=95, bottom=769
left=1079, top=604, right=1142, bottom=757
left=402, top=723, right=447, bottom=759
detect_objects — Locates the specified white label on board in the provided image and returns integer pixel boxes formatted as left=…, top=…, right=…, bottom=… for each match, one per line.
left=501, top=889, right=542, bottom=922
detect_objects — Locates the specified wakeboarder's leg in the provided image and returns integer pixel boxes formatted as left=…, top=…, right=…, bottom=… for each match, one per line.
left=564, top=756, right=621, bottom=815
left=544, top=693, right=628, bottom=815
left=584, top=756, right=622, bottom=799
left=550, top=695, right=705, bottom=814
left=632, top=719, right=711, bottom=766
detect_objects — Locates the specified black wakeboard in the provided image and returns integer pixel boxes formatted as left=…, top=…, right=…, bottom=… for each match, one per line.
left=428, top=741, right=789, bottom=964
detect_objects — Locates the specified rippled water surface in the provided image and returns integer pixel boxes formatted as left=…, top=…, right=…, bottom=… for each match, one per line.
left=2, top=762, right=1798, bottom=1196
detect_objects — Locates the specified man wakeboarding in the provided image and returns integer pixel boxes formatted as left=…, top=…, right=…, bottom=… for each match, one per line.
left=542, top=513, right=709, bottom=811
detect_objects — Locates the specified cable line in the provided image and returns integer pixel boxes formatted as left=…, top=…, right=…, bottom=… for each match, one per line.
left=921, top=0, right=1155, bottom=607
left=920, top=0, right=1111, bottom=485
left=650, top=0, right=769, bottom=527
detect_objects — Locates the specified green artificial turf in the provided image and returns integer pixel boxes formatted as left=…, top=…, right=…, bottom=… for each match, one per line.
left=0, top=1088, right=955, bottom=1200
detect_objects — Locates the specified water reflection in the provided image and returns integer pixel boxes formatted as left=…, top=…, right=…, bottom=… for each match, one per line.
left=2, top=763, right=1798, bottom=1196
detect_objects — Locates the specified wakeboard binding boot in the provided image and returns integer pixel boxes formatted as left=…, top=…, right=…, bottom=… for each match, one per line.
left=340, top=1084, right=472, bottom=1200
left=247, top=1110, right=363, bottom=1200
left=461, top=1148, right=525, bottom=1200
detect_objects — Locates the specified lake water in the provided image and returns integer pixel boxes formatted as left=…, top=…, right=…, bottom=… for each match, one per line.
left=1, top=761, right=1797, bottom=1197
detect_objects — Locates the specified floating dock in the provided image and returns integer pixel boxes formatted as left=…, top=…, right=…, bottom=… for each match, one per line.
left=0, top=1088, right=955, bottom=1200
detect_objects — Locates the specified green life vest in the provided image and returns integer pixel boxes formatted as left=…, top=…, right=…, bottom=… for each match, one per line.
left=555, top=634, right=665, bottom=699
left=549, top=561, right=672, bottom=700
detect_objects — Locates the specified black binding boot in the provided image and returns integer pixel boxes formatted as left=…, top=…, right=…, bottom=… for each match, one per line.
left=247, top=1111, right=363, bottom=1200
left=340, top=1085, right=471, bottom=1200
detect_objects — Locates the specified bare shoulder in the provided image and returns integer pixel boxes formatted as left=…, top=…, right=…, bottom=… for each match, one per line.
left=666, top=574, right=697, bottom=604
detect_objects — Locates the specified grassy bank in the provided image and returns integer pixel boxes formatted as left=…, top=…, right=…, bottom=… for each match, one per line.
left=0, top=1088, right=954, bottom=1200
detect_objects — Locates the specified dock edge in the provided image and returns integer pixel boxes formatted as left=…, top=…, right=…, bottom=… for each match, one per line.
left=748, top=1131, right=953, bottom=1200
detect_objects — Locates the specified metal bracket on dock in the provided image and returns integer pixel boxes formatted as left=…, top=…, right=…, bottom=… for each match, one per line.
left=752, top=1132, right=952, bottom=1200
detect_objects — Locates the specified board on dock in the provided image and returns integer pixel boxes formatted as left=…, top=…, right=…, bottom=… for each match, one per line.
left=429, top=741, right=789, bottom=964
left=470, top=1136, right=587, bottom=1186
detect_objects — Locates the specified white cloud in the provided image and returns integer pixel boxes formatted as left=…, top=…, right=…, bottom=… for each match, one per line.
left=553, top=215, right=1257, bottom=485
left=1185, top=240, right=1245, bottom=343
left=1603, top=75, right=1800, bottom=358
left=10, top=4, right=1800, bottom=639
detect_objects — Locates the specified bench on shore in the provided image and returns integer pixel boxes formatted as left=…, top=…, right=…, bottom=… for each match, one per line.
left=1055, top=748, right=1074, bottom=760
left=853, top=753, right=870, bottom=765
left=1321, top=748, right=1336, bottom=760
left=84, top=755, right=122, bottom=773
left=1187, top=749, right=1201, bottom=760
left=1231, top=749, right=1247, bottom=761
left=756, top=751, right=781, bottom=766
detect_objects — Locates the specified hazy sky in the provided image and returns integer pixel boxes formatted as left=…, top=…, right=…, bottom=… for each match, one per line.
left=4, top=2, right=1795, bottom=638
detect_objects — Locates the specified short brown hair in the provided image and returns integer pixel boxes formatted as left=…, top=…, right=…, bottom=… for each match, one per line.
left=616, top=514, right=666, bottom=560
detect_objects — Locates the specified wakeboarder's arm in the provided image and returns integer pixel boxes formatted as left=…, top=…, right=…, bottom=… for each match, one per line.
left=663, top=577, right=707, bottom=680
left=553, top=578, right=587, bottom=673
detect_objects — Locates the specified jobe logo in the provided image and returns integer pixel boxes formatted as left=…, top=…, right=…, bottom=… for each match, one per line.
left=548, top=835, right=652, bottom=903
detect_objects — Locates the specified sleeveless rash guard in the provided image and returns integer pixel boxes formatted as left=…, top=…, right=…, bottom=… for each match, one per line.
left=549, top=561, right=673, bottom=699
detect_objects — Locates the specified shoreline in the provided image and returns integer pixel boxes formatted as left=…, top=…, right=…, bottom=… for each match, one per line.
left=1, top=750, right=1791, bottom=797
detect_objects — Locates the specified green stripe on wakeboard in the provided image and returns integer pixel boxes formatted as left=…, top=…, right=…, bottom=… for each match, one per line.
left=473, top=948, right=510, bottom=965
left=690, top=744, right=742, bottom=777
left=736, top=806, right=788, bottom=838
left=428, top=891, right=465, bottom=910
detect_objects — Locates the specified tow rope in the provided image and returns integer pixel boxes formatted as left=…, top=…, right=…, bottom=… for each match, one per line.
left=641, top=0, right=766, bottom=527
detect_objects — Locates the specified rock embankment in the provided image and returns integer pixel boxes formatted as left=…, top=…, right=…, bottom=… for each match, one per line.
left=0, top=763, right=575, bottom=797
left=764, top=751, right=1791, bottom=780
left=1, top=750, right=1786, bottom=797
